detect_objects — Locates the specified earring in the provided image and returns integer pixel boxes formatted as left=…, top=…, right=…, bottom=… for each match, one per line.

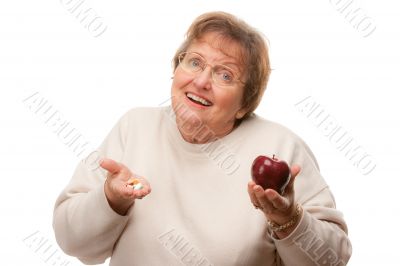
left=236, top=110, right=245, bottom=119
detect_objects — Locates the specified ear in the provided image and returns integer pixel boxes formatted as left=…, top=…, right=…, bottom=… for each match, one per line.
left=235, top=108, right=247, bottom=120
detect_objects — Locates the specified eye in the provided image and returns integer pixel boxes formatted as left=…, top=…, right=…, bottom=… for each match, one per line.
left=185, top=54, right=204, bottom=71
left=188, top=58, right=201, bottom=68
left=215, top=67, right=234, bottom=84
left=221, top=72, right=233, bottom=81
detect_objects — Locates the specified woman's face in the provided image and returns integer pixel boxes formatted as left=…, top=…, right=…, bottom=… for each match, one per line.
left=171, top=32, right=246, bottom=143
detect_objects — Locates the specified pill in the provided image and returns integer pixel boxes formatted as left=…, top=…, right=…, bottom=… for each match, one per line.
left=127, top=178, right=140, bottom=185
left=127, top=178, right=143, bottom=190
left=133, top=183, right=143, bottom=190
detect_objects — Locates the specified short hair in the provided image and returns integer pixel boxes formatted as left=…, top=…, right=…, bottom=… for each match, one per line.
left=172, top=11, right=271, bottom=122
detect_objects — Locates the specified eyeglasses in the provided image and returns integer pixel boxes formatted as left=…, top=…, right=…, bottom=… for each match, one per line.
left=178, top=52, right=244, bottom=87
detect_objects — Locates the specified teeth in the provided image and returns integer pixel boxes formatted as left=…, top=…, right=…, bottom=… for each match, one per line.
left=186, top=93, right=212, bottom=106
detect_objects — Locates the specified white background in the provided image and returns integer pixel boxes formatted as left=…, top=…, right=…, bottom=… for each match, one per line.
left=1, top=0, right=399, bottom=265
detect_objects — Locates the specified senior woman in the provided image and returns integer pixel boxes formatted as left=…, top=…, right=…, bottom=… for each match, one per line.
left=53, top=11, right=352, bottom=265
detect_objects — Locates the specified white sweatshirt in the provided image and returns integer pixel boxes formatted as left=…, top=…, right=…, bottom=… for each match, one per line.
left=53, top=106, right=352, bottom=266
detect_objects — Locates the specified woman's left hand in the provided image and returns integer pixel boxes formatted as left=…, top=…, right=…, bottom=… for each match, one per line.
left=247, top=165, right=301, bottom=238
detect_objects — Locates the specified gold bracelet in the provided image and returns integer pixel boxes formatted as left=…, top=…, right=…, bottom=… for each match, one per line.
left=267, top=204, right=302, bottom=232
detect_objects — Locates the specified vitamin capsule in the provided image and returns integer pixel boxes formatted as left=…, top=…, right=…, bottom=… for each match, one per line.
left=127, top=178, right=140, bottom=185
left=133, top=183, right=143, bottom=190
left=127, top=177, right=143, bottom=190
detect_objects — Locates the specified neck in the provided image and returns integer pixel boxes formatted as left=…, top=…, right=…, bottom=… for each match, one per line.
left=176, top=119, right=235, bottom=144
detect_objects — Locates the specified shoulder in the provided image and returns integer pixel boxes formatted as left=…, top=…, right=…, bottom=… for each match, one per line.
left=242, top=113, right=304, bottom=144
left=122, top=106, right=167, bottom=119
left=239, top=113, right=319, bottom=168
left=119, top=106, right=170, bottom=126
left=242, top=115, right=328, bottom=203
left=107, top=106, right=170, bottom=140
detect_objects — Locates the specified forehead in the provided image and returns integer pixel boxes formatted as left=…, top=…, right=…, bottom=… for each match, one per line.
left=187, top=32, right=245, bottom=67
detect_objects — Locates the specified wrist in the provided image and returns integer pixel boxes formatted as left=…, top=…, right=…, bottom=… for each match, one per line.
left=267, top=203, right=302, bottom=233
left=104, top=182, right=134, bottom=216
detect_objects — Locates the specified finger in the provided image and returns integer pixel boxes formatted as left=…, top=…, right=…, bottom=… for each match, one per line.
left=136, top=176, right=151, bottom=188
left=125, top=179, right=152, bottom=199
left=265, top=189, right=290, bottom=210
left=141, top=182, right=152, bottom=194
left=253, top=185, right=275, bottom=213
left=127, top=176, right=150, bottom=190
left=133, top=187, right=151, bottom=199
left=285, top=164, right=301, bottom=194
left=289, top=165, right=301, bottom=184
left=248, top=181, right=261, bottom=208
left=100, top=158, right=122, bottom=175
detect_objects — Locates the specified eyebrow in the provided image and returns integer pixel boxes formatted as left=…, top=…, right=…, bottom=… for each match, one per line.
left=221, top=62, right=241, bottom=73
left=188, top=51, right=242, bottom=73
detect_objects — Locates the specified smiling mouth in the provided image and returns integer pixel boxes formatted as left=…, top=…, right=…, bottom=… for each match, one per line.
left=185, top=92, right=213, bottom=107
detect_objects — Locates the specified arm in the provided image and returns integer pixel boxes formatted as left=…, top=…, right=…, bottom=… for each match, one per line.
left=249, top=177, right=351, bottom=265
left=248, top=136, right=352, bottom=265
left=273, top=188, right=351, bottom=265
left=52, top=110, right=146, bottom=264
left=53, top=176, right=130, bottom=264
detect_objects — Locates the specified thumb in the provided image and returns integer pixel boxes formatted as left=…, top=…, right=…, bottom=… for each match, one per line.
left=287, top=164, right=301, bottom=189
left=100, top=158, right=122, bottom=174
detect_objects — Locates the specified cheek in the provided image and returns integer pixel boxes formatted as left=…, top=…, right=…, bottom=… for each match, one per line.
left=172, top=69, right=192, bottom=90
left=215, top=90, right=243, bottom=111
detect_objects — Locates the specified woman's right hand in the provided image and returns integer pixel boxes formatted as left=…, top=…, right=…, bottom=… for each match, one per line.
left=100, top=158, right=151, bottom=215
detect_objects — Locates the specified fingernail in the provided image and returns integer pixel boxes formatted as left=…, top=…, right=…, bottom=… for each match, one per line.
left=254, top=185, right=262, bottom=191
left=255, top=186, right=264, bottom=195
left=268, top=193, right=277, bottom=200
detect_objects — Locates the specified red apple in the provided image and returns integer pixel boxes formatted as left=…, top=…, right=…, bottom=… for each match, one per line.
left=251, top=154, right=291, bottom=195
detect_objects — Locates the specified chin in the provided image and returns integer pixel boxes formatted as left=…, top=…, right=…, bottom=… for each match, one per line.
left=172, top=97, right=202, bottom=125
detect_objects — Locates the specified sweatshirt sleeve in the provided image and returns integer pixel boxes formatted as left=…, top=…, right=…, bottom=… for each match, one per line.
left=52, top=111, right=133, bottom=264
left=273, top=137, right=352, bottom=266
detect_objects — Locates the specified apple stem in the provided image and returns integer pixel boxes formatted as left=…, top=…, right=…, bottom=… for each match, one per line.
left=273, top=154, right=276, bottom=160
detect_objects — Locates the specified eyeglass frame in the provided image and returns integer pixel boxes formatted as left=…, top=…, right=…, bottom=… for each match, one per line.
left=177, top=52, right=245, bottom=87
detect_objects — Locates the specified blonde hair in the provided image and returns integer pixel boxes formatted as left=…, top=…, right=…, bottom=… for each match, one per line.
left=172, top=11, right=271, bottom=122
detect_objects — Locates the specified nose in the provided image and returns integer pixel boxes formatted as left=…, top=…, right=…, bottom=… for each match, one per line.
left=192, top=66, right=212, bottom=90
